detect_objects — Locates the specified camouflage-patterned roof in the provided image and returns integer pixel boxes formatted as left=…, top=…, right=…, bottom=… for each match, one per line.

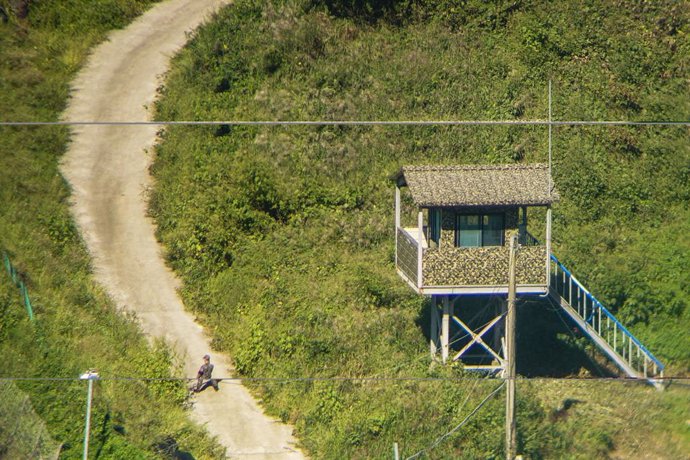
left=397, top=164, right=559, bottom=207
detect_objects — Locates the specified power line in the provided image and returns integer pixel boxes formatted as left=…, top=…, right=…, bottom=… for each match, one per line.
left=405, top=381, right=507, bottom=460
left=1, top=376, right=686, bottom=382
left=1, top=120, right=690, bottom=127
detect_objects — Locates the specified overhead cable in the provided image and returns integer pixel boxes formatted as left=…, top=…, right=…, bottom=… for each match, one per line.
left=0, top=376, right=685, bottom=382
left=1, top=120, right=690, bottom=127
left=405, top=381, right=506, bottom=460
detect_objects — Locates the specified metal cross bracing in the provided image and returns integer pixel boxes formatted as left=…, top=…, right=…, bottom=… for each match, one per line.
left=548, top=254, right=665, bottom=386
left=430, top=296, right=508, bottom=374
left=452, top=314, right=505, bottom=367
left=428, top=255, right=666, bottom=387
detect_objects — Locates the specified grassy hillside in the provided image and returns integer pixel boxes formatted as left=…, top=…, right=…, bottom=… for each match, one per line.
left=150, top=0, right=690, bottom=457
left=0, top=1, right=224, bottom=458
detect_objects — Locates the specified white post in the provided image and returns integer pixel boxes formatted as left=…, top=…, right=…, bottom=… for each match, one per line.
left=442, top=296, right=452, bottom=363
left=81, top=371, right=99, bottom=460
left=395, top=186, right=401, bottom=266
left=505, top=235, right=518, bottom=460
left=393, top=442, right=400, bottom=460
left=395, top=187, right=401, bottom=230
left=548, top=80, right=553, bottom=199
left=495, top=298, right=507, bottom=362
left=417, top=209, right=424, bottom=288
left=430, top=297, right=439, bottom=358
left=545, top=208, right=552, bottom=287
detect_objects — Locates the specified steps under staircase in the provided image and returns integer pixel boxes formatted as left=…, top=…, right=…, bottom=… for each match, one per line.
left=548, top=254, right=665, bottom=386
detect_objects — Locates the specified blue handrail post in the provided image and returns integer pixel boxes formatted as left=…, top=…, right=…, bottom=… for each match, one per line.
left=21, top=283, right=34, bottom=321
left=549, top=253, right=664, bottom=376
left=2, top=252, right=10, bottom=276
left=2, top=251, right=35, bottom=322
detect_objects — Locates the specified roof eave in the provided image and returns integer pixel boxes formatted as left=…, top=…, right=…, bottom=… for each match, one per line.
left=414, top=200, right=557, bottom=208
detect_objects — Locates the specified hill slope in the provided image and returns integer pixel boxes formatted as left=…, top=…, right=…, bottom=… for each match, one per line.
left=0, top=1, right=224, bottom=457
left=60, top=0, right=306, bottom=456
left=151, top=1, right=690, bottom=457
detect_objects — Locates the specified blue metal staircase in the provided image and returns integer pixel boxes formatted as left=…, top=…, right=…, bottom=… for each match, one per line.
left=548, top=254, right=665, bottom=385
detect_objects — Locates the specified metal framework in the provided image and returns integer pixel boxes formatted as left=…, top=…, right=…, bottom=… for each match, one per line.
left=549, top=254, right=664, bottom=384
left=430, top=296, right=508, bottom=373
left=453, top=314, right=505, bottom=366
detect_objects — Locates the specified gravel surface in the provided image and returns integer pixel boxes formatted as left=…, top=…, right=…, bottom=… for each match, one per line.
left=61, top=1, right=304, bottom=457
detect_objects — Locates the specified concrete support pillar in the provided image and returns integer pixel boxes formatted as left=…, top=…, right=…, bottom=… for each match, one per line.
left=494, top=298, right=507, bottom=361
left=430, top=297, right=439, bottom=359
left=441, top=296, right=453, bottom=363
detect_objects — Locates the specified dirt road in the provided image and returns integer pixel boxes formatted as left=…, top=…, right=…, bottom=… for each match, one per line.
left=60, top=1, right=304, bottom=458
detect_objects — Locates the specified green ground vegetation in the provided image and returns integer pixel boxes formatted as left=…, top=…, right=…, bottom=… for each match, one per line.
left=149, top=0, right=690, bottom=458
left=0, top=1, right=224, bottom=458
left=161, top=0, right=687, bottom=457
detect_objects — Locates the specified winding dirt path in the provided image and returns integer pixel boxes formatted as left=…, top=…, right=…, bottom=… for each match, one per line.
left=60, top=1, right=304, bottom=458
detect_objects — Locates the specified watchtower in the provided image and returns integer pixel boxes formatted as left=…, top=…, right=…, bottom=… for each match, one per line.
left=394, top=163, right=558, bottom=372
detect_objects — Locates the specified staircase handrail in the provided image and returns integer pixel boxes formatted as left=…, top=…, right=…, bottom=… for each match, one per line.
left=549, top=254, right=665, bottom=371
left=519, top=230, right=541, bottom=246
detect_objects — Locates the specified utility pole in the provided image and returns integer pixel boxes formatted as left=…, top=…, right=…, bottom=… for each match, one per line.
left=505, top=234, right=518, bottom=460
left=80, top=370, right=99, bottom=460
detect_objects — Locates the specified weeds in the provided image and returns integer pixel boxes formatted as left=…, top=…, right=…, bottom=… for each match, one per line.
left=147, top=0, right=690, bottom=457
left=0, top=0, right=224, bottom=457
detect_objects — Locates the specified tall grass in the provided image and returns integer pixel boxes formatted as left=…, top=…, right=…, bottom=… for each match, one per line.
left=0, top=1, right=224, bottom=458
left=149, top=0, right=690, bottom=457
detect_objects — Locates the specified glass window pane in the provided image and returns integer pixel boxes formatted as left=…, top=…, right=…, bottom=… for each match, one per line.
left=458, top=215, right=481, bottom=247
left=483, top=214, right=504, bottom=246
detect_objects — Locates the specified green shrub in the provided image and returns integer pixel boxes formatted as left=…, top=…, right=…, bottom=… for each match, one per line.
left=0, top=0, right=224, bottom=457
left=150, top=0, right=690, bottom=457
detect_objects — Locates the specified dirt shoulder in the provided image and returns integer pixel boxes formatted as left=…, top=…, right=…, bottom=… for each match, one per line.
left=60, top=1, right=304, bottom=457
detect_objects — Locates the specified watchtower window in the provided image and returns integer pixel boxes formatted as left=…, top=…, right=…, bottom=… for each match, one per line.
left=455, top=213, right=504, bottom=247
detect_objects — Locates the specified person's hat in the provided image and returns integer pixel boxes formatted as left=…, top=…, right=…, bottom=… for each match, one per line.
left=203, top=354, right=210, bottom=360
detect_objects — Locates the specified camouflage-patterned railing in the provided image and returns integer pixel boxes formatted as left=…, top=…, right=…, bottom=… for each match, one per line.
left=396, top=228, right=419, bottom=286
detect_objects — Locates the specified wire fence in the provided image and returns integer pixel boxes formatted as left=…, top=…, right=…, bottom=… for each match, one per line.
left=0, top=381, right=61, bottom=460
left=1, top=119, right=690, bottom=127
left=2, top=251, right=34, bottom=321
